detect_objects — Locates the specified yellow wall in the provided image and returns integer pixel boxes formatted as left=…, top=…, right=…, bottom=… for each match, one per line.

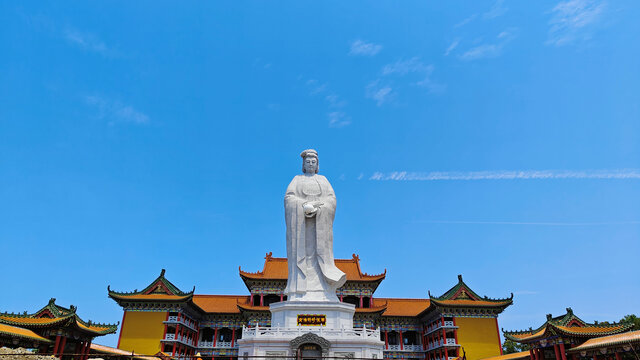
left=118, top=311, right=167, bottom=355
left=455, top=317, right=502, bottom=360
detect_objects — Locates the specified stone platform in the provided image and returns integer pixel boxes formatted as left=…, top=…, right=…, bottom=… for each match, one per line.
left=237, top=301, right=384, bottom=359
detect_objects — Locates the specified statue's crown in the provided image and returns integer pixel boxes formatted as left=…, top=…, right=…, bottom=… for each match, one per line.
left=300, top=149, right=318, bottom=158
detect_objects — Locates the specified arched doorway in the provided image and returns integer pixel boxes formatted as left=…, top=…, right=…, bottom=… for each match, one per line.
left=298, top=343, right=322, bottom=360
left=290, top=333, right=330, bottom=360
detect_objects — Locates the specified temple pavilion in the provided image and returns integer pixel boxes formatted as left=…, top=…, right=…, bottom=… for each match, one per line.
left=502, top=309, right=636, bottom=360
left=0, top=298, right=117, bottom=359
left=109, top=253, right=513, bottom=360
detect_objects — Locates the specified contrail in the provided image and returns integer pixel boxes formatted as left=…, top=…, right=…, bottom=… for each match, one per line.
left=369, top=169, right=640, bottom=181
left=417, top=220, right=640, bottom=226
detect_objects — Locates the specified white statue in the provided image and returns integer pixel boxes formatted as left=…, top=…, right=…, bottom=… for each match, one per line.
left=284, top=149, right=346, bottom=302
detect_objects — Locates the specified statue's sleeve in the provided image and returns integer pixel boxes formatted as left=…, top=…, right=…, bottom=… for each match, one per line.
left=322, top=176, right=337, bottom=210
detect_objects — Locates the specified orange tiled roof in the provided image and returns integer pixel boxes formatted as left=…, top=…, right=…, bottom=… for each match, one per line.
left=108, top=293, right=193, bottom=301
left=91, top=343, right=161, bottom=360
left=432, top=299, right=513, bottom=306
left=504, top=308, right=633, bottom=343
left=0, top=315, right=68, bottom=326
left=567, top=330, right=640, bottom=352
left=479, top=351, right=530, bottom=360
left=375, top=298, right=431, bottom=317
left=356, top=305, right=387, bottom=314
left=0, top=323, right=52, bottom=342
left=192, top=295, right=250, bottom=313
left=239, top=253, right=386, bottom=282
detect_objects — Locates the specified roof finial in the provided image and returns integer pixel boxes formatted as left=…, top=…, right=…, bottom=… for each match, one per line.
left=546, top=314, right=552, bottom=321
left=160, top=269, right=166, bottom=277
left=49, top=298, right=56, bottom=304
left=265, top=252, right=273, bottom=259
left=457, top=274, right=463, bottom=282
left=566, top=307, right=573, bottom=314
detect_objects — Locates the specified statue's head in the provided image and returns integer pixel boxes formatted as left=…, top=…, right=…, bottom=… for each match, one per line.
left=301, top=149, right=319, bottom=174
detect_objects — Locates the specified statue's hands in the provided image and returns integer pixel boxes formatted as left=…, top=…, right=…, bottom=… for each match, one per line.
left=303, top=201, right=324, bottom=217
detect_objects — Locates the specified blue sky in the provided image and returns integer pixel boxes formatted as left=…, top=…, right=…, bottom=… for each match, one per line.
left=1, top=0, right=639, bottom=348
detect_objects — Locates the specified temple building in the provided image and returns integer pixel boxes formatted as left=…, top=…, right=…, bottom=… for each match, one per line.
left=109, top=253, right=513, bottom=360
left=502, top=308, right=636, bottom=360
left=0, top=298, right=117, bottom=359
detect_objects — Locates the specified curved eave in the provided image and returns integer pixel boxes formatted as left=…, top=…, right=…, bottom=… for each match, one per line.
left=0, top=323, right=53, bottom=343
left=356, top=306, right=387, bottom=314
left=0, top=314, right=74, bottom=328
left=237, top=304, right=269, bottom=313
left=429, top=298, right=513, bottom=309
left=567, top=330, right=640, bottom=353
left=108, top=292, right=194, bottom=303
left=553, top=323, right=633, bottom=338
left=75, top=320, right=118, bottom=335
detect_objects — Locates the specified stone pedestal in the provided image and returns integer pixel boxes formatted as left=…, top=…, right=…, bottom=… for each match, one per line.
left=270, top=301, right=355, bottom=329
left=237, top=301, right=384, bottom=360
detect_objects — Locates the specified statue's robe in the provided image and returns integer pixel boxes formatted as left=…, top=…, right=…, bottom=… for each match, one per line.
left=284, top=174, right=346, bottom=301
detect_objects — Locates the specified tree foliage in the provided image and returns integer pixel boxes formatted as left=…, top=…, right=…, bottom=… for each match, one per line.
left=503, top=339, right=528, bottom=354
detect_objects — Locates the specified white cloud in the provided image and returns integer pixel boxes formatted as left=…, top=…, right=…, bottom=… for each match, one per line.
left=366, top=81, right=393, bottom=106
left=444, top=39, right=460, bottom=56
left=369, top=169, right=640, bottom=181
left=459, top=28, right=517, bottom=60
left=483, top=0, right=508, bottom=19
left=305, top=79, right=327, bottom=95
left=349, top=40, right=383, bottom=56
left=370, top=58, right=444, bottom=102
left=382, top=57, right=432, bottom=76
left=85, top=95, right=149, bottom=124
left=328, top=111, right=351, bottom=128
left=325, top=94, right=347, bottom=108
left=454, top=14, right=478, bottom=28
left=547, top=0, right=606, bottom=46
left=64, top=27, right=114, bottom=56
left=300, top=77, right=351, bottom=128
left=460, top=44, right=502, bottom=60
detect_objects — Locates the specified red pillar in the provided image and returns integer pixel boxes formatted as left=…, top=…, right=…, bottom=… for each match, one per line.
left=172, top=341, right=177, bottom=356
left=73, top=342, right=82, bottom=360
left=250, top=294, right=254, bottom=305
left=559, top=343, right=568, bottom=360
left=384, top=330, right=389, bottom=349
left=400, top=330, right=404, bottom=350
left=442, top=328, right=447, bottom=347
left=359, top=295, right=363, bottom=308
left=231, top=328, right=236, bottom=348
left=280, top=294, right=284, bottom=302
left=53, top=335, right=62, bottom=356
left=259, top=294, right=264, bottom=306
left=213, top=327, right=218, bottom=347
left=534, top=348, right=540, bottom=360
left=340, top=294, right=343, bottom=302
left=83, top=341, right=92, bottom=360
left=554, top=344, right=562, bottom=360
left=615, top=352, right=622, bottom=360
left=495, top=318, right=503, bottom=355
left=163, top=312, right=169, bottom=340
left=530, top=350, right=535, bottom=360
left=593, top=354, right=598, bottom=360
left=58, top=336, right=67, bottom=358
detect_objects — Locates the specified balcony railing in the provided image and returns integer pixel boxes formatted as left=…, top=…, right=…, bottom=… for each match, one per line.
left=242, top=325, right=380, bottom=340
left=426, top=338, right=458, bottom=350
left=425, top=322, right=458, bottom=335
left=198, top=341, right=237, bottom=349
left=165, top=316, right=198, bottom=331
left=387, top=344, right=423, bottom=351
left=163, top=334, right=197, bottom=346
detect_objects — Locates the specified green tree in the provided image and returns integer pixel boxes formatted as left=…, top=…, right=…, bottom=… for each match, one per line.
left=620, top=314, right=640, bottom=330
left=503, top=339, right=528, bottom=354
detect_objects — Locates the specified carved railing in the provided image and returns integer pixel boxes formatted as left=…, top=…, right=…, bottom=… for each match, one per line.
left=242, top=325, right=380, bottom=340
